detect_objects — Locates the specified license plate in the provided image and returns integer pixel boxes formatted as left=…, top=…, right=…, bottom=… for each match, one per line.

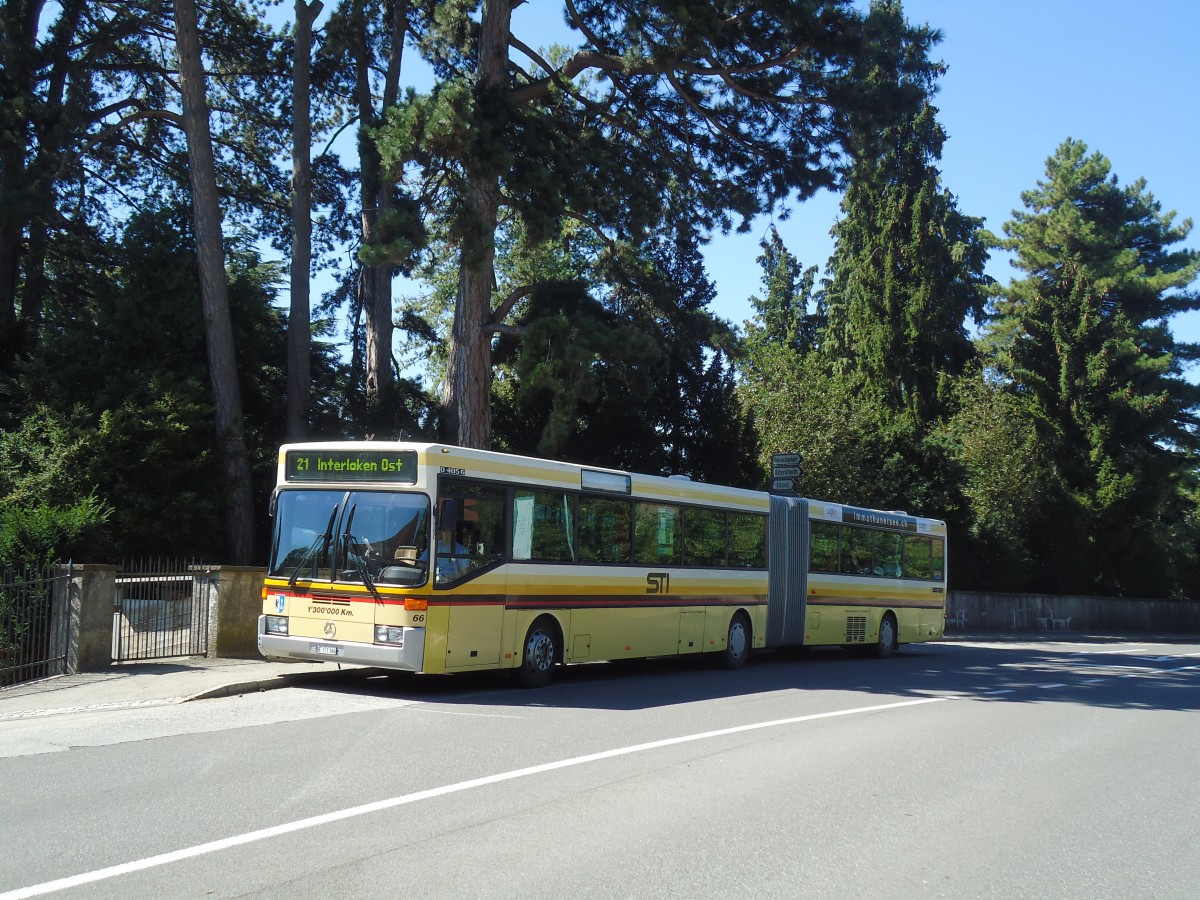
left=310, top=643, right=339, bottom=657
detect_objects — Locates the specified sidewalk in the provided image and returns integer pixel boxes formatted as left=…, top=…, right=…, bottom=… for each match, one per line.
left=0, top=658, right=383, bottom=721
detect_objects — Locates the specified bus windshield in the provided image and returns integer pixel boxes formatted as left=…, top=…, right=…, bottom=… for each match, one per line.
left=270, top=489, right=431, bottom=587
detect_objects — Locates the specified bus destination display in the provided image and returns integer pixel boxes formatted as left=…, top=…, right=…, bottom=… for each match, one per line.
left=285, top=449, right=418, bottom=483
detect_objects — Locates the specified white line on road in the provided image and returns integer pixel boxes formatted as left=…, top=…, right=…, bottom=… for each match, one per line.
left=0, top=698, right=187, bottom=721
left=0, top=696, right=950, bottom=899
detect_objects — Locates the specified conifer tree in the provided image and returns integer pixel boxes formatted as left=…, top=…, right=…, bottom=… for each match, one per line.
left=822, top=0, right=988, bottom=425
left=987, top=139, right=1200, bottom=595
left=744, top=225, right=822, bottom=358
left=375, top=0, right=937, bottom=448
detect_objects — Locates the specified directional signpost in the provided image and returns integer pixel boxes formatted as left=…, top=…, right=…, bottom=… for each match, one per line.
left=770, top=452, right=801, bottom=495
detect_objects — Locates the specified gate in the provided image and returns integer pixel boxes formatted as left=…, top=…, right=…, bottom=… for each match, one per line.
left=113, top=558, right=210, bottom=661
left=1, top=562, right=72, bottom=687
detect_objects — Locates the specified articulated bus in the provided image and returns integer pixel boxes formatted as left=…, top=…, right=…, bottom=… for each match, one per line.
left=259, top=442, right=947, bottom=686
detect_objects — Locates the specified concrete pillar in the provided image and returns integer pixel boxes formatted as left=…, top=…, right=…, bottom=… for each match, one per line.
left=202, top=566, right=267, bottom=659
left=67, top=564, right=118, bottom=673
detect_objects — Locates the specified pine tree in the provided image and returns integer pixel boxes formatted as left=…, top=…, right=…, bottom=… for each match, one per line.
left=987, top=138, right=1200, bottom=595
left=374, top=0, right=939, bottom=448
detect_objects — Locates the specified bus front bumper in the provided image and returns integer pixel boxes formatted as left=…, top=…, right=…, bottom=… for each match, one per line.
left=257, top=616, right=426, bottom=671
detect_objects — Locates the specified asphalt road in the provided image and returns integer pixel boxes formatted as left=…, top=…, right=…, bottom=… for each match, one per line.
left=1, top=638, right=1198, bottom=899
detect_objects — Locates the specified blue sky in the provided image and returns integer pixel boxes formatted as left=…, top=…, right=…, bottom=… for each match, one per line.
left=702, top=1, right=1200, bottom=356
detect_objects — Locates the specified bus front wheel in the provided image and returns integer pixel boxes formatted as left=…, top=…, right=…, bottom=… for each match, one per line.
left=874, top=613, right=899, bottom=659
left=720, top=612, right=751, bottom=669
left=517, top=618, right=559, bottom=688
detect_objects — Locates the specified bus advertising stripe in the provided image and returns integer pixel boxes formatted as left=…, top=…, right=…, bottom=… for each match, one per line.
left=504, top=593, right=766, bottom=607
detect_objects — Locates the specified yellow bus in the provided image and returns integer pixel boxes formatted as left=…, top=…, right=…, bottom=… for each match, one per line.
left=259, top=442, right=947, bottom=686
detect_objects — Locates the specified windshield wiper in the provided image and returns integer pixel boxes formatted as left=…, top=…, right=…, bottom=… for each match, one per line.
left=342, top=505, right=381, bottom=600
left=288, top=505, right=338, bottom=591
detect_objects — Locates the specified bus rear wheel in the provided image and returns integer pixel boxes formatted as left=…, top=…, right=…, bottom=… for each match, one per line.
left=516, top=618, right=559, bottom=688
left=874, top=613, right=899, bottom=658
left=720, top=612, right=751, bottom=669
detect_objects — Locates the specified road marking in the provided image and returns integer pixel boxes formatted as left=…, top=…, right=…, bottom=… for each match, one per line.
left=0, top=699, right=186, bottom=721
left=0, top=696, right=949, bottom=899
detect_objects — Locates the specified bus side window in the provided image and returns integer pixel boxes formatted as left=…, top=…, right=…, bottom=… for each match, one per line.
left=903, top=535, right=932, bottom=579
left=875, top=531, right=902, bottom=578
left=683, top=507, right=726, bottom=567
left=729, top=514, right=767, bottom=568
left=840, top=526, right=872, bottom=575
left=435, top=481, right=506, bottom=584
left=513, top=489, right=575, bottom=562
left=809, top=521, right=839, bottom=573
left=578, top=496, right=632, bottom=563
left=634, top=502, right=682, bottom=565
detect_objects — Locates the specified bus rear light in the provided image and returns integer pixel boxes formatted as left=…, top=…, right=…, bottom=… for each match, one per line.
left=404, top=598, right=428, bottom=611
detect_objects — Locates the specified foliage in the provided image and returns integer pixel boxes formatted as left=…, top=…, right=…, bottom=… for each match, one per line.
left=372, top=0, right=943, bottom=446
left=739, top=343, right=959, bottom=517
left=822, top=0, right=990, bottom=425
left=985, top=139, right=1200, bottom=596
left=1, top=2, right=1198, bottom=603
left=0, top=495, right=112, bottom=571
left=0, top=411, right=114, bottom=567
left=743, top=226, right=824, bottom=358
left=0, top=204, right=346, bottom=561
left=486, top=196, right=759, bottom=485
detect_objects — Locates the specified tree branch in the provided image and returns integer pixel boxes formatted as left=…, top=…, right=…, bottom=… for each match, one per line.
left=489, top=284, right=535, bottom=326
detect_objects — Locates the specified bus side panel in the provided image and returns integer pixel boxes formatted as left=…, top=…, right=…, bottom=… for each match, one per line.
left=802, top=576, right=945, bottom=647
left=440, top=572, right=507, bottom=672
left=579, top=606, right=681, bottom=661
left=766, top=495, right=807, bottom=648
left=422, top=603, right=450, bottom=674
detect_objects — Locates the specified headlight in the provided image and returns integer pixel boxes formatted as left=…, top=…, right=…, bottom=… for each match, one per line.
left=374, top=625, right=405, bottom=644
left=265, top=616, right=288, bottom=635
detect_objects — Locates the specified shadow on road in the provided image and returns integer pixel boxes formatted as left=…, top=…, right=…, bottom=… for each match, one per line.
left=297, top=636, right=1200, bottom=714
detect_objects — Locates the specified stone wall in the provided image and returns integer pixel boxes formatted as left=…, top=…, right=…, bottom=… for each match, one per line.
left=947, top=591, right=1200, bottom=635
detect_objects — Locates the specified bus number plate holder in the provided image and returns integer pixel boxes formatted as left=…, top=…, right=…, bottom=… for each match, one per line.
left=310, top=643, right=340, bottom=657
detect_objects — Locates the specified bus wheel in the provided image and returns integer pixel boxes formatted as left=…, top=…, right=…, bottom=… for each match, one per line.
left=720, top=612, right=751, bottom=669
left=517, top=618, right=559, bottom=688
left=874, top=613, right=899, bottom=659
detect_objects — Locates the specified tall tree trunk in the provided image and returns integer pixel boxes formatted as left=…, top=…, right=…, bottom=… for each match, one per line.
left=354, top=0, right=392, bottom=416
left=172, top=0, right=255, bottom=563
left=286, top=0, right=323, bottom=441
left=0, top=0, right=47, bottom=361
left=442, top=0, right=509, bottom=449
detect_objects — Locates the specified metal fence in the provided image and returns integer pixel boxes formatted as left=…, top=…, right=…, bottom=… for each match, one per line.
left=0, top=562, right=72, bottom=687
left=113, top=558, right=210, bottom=661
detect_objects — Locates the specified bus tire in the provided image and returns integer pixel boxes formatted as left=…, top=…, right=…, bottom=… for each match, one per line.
left=874, top=612, right=899, bottom=659
left=516, top=617, right=559, bottom=688
left=720, top=611, right=752, bottom=669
